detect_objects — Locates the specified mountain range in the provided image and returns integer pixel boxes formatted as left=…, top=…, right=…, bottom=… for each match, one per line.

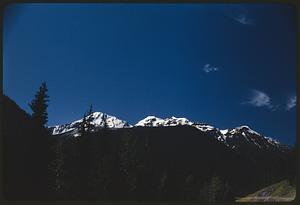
left=49, top=112, right=290, bottom=153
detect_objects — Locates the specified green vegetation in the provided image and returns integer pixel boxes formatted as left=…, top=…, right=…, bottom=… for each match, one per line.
left=236, top=180, right=296, bottom=202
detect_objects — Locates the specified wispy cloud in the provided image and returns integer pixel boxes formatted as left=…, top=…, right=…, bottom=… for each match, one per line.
left=234, top=14, right=255, bottom=25
left=286, top=95, right=296, bottom=110
left=243, top=89, right=273, bottom=109
left=222, top=6, right=255, bottom=26
left=203, top=64, right=219, bottom=73
left=243, top=90, right=296, bottom=112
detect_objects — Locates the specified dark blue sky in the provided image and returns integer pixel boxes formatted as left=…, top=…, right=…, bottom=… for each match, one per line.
left=3, top=3, right=296, bottom=145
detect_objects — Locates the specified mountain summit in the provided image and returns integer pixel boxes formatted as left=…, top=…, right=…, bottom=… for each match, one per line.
left=135, top=116, right=193, bottom=127
left=50, top=112, right=131, bottom=135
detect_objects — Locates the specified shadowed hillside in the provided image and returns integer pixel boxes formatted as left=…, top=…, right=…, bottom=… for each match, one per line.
left=2, top=95, right=296, bottom=201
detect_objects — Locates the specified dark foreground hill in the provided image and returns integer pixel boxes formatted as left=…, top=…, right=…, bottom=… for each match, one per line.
left=2, top=95, right=296, bottom=201
left=54, top=127, right=293, bottom=201
left=2, top=95, right=53, bottom=200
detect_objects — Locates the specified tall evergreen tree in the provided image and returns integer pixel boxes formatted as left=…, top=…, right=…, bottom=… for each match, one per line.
left=28, top=82, right=49, bottom=128
left=86, top=104, right=94, bottom=132
left=75, top=104, right=95, bottom=199
left=79, top=112, right=88, bottom=137
left=79, top=104, right=94, bottom=137
left=28, top=82, right=54, bottom=199
left=102, top=112, right=108, bottom=129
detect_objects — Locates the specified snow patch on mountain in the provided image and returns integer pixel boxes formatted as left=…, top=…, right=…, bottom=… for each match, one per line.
left=220, top=129, right=229, bottom=135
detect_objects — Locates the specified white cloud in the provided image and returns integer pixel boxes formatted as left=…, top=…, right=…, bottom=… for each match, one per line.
left=234, top=14, right=254, bottom=25
left=244, top=89, right=272, bottom=109
left=286, top=95, right=296, bottom=110
left=243, top=91, right=296, bottom=111
left=203, top=64, right=219, bottom=73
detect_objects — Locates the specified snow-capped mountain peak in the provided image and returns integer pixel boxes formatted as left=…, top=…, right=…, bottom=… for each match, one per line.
left=227, top=125, right=259, bottom=135
left=135, top=116, right=194, bottom=127
left=135, top=116, right=165, bottom=127
left=223, top=125, right=286, bottom=151
left=50, top=112, right=131, bottom=135
left=135, top=116, right=219, bottom=133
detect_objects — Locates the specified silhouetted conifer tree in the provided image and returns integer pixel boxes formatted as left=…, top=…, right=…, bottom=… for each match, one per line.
left=78, top=104, right=94, bottom=137
left=75, top=104, right=95, bottom=199
left=29, top=82, right=49, bottom=128
left=102, top=113, right=108, bottom=129
left=28, top=82, right=54, bottom=199
left=86, top=104, right=94, bottom=132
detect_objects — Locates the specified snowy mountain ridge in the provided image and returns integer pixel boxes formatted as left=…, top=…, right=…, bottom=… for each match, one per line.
left=135, top=115, right=216, bottom=131
left=49, top=113, right=288, bottom=152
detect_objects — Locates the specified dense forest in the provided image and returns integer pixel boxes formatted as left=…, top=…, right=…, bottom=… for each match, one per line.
left=2, top=83, right=296, bottom=201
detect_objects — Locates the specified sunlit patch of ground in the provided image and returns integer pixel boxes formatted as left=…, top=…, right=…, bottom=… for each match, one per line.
left=236, top=180, right=296, bottom=202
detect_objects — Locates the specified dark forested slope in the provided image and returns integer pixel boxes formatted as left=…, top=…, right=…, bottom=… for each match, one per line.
left=2, top=95, right=295, bottom=201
